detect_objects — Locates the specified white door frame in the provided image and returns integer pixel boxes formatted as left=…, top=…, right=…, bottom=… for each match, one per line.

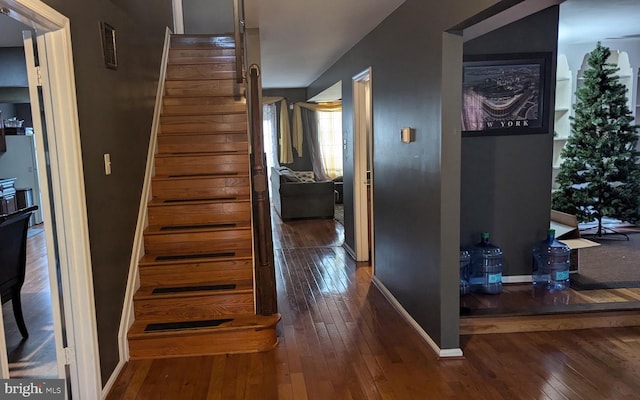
left=352, top=68, right=374, bottom=263
left=172, top=0, right=185, bottom=34
left=0, top=1, right=101, bottom=398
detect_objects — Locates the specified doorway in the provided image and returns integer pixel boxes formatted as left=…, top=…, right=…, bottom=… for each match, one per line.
left=0, top=18, right=55, bottom=379
left=0, top=1, right=100, bottom=398
left=352, top=68, right=373, bottom=264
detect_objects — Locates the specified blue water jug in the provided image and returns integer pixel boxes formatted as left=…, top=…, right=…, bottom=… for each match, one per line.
left=468, top=232, right=503, bottom=294
left=459, top=249, right=471, bottom=296
left=532, top=229, right=570, bottom=291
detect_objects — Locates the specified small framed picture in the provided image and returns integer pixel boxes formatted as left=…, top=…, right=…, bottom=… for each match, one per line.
left=100, top=22, right=117, bottom=70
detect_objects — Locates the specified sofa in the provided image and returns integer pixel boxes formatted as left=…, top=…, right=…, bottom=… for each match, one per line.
left=270, top=167, right=335, bottom=220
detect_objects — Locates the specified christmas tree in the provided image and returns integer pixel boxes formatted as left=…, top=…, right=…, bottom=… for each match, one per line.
left=552, top=43, right=640, bottom=236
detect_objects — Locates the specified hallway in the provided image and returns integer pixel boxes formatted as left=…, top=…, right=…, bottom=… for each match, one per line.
left=107, top=214, right=640, bottom=399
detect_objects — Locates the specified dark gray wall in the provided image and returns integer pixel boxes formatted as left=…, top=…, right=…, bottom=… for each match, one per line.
left=0, top=48, right=32, bottom=125
left=461, top=6, right=559, bottom=276
left=183, top=0, right=234, bottom=34
left=307, top=0, right=559, bottom=350
left=41, top=0, right=173, bottom=385
left=263, top=88, right=313, bottom=171
left=0, top=47, right=28, bottom=87
left=0, top=104, right=16, bottom=120
left=307, top=0, right=524, bottom=350
left=0, top=47, right=30, bottom=104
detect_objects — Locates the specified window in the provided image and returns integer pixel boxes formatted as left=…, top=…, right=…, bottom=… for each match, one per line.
left=316, top=110, right=343, bottom=179
left=263, top=103, right=277, bottom=197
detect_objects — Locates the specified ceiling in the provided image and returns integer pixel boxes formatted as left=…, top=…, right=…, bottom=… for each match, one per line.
left=558, top=0, right=640, bottom=45
left=2, top=1, right=640, bottom=89
left=0, top=13, right=29, bottom=47
left=243, top=0, right=406, bottom=88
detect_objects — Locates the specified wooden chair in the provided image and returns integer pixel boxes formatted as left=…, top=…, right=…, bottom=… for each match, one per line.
left=0, top=205, right=38, bottom=339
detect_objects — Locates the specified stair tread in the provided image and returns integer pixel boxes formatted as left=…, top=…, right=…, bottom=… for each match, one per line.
left=144, top=222, right=251, bottom=234
left=128, top=313, right=280, bottom=338
left=152, top=174, right=250, bottom=182
left=167, top=57, right=236, bottom=65
left=135, top=280, right=254, bottom=300
left=148, top=197, right=250, bottom=206
left=152, top=172, right=249, bottom=180
left=160, top=110, right=246, bottom=117
left=154, top=151, right=248, bottom=158
left=160, top=112, right=247, bottom=119
left=139, top=254, right=252, bottom=267
left=156, top=149, right=248, bottom=156
left=163, top=96, right=246, bottom=103
left=160, top=109, right=246, bottom=116
left=158, top=133, right=249, bottom=139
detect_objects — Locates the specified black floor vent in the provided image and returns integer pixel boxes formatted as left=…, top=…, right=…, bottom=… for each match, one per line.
left=160, top=223, right=237, bottom=231
left=162, top=197, right=237, bottom=203
left=144, top=318, right=234, bottom=333
left=155, top=252, right=235, bottom=261
left=152, top=284, right=237, bottom=294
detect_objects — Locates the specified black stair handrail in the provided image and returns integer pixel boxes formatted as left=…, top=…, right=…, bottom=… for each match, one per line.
left=233, top=0, right=245, bottom=83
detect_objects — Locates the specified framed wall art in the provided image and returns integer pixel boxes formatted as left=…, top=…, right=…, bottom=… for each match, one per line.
left=100, top=22, right=117, bottom=70
left=461, top=52, right=552, bottom=137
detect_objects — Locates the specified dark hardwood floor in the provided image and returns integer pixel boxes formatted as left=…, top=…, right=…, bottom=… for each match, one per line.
left=107, top=212, right=640, bottom=399
left=2, top=225, right=57, bottom=378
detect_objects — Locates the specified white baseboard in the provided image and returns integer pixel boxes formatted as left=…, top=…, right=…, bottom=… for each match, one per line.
left=371, top=276, right=463, bottom=358
left=116, top=26, right=172, bottom=368
left=101, top=359, right=126, bottom=399
left=342, top=242, right=356, bottom=260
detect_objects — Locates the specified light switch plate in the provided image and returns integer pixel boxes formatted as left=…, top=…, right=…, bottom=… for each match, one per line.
left=104, top=153, right=112, bottom=175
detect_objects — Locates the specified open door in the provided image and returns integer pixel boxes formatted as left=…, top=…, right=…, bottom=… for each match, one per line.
left=0, top=1, right=101, bottom=398
left=352, top=68, right=374, bottom=264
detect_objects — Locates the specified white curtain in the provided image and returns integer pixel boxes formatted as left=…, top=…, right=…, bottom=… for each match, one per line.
left=263, top=97, right=295, bottom=164
left=262, top=102, right=278, bottom=177
left=316, top=110, right=343, bottom=179
left=292, top=102, right=343, bottom=180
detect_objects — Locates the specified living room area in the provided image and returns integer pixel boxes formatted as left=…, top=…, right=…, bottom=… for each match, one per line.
left=262, top=87, right=345, bottom=227
left=260, top=0, right=640, bottom=332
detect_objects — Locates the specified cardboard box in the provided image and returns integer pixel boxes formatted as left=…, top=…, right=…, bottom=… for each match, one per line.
left=550, top=210, right=600, bottom=272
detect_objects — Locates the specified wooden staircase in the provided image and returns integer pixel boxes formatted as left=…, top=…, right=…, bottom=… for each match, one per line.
left=127, top=34, right=279, bottom=359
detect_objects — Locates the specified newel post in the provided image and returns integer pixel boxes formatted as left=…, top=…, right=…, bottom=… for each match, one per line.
left=248, top=65, right=278, bottom=315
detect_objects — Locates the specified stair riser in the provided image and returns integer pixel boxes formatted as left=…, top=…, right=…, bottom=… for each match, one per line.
left=158, top=132, right=247, bottom=151
left=170, top=35, right=235, bottom=49
left=152, top=176, right=250, bottom=201
left=144, top=230, right=252, bottom=256
left=162, top=103, right=246, bottom=116
left=161, top=113, right=246, bottom=125
left=167, top=65, right=236, bottom=81
left=128, top=328, right=277, bottom=359
left=165, top=80, right=243, bottom=98
left=167, top=56, right=236, bottom=66
left=139, top=259, right=253, bottom=287
left=160, top=122, right=247, bottom=134
left=148, top=202, right=251, bottom=226
left=160, top=114, right=247, bottom=134
left=163, top=95, right=245, bottom=107
left=155, top=154, right=249, bottom=176
left=134, top=292, right=254, bottom=320
left=169, top=49, right=235, bottom=58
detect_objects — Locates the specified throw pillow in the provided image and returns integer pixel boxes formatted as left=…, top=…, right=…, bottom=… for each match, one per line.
left=293, top=171, right=315, bottom=183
